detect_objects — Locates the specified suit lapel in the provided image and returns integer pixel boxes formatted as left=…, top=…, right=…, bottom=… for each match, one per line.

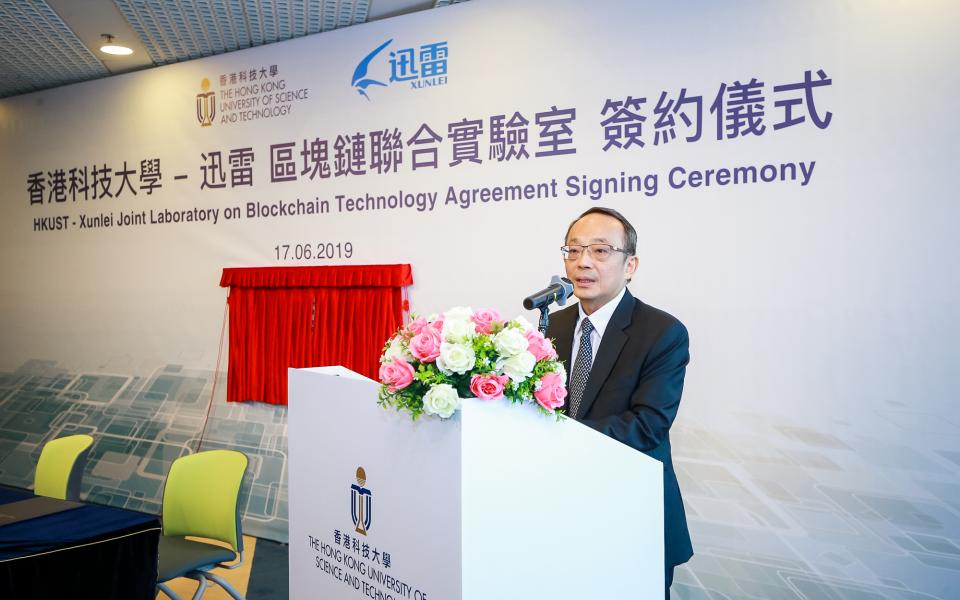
left=575, top=289, right=635, bottom=419
left=548, top=305, right=578, bottom=387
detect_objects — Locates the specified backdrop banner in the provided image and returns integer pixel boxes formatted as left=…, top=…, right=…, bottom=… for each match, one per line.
left=1, top=1, right=957, bottom=597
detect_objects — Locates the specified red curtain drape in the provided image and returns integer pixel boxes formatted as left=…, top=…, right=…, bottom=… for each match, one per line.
left=219, top=265, right=412, bottom=404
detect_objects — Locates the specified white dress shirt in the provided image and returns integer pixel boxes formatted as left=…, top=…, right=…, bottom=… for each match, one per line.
left=569, top=286, right=626, bottom=376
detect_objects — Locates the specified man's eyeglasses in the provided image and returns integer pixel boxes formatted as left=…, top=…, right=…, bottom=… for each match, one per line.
left=561, top=244, right=627, bottom=262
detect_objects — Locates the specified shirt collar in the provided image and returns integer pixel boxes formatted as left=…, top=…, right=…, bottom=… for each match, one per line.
left=576, top=286, right=626, bottom=340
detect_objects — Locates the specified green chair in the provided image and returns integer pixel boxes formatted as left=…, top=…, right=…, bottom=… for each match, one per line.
left=34, top=434, right=94, bottom=501
left=157, top=449, right=249, bottom=600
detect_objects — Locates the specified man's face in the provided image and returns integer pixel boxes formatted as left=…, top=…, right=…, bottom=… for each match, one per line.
left=564, top=213, right=638, bottom=315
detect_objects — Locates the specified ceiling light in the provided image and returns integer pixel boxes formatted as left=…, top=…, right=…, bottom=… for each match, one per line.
left=99, top=34, right=132, bottom=56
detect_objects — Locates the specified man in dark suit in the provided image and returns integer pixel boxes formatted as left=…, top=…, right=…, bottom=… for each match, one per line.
left=547, top=207, right=692, bottom=598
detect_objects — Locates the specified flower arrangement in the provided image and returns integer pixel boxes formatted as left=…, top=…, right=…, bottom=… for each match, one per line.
left=377, top=307, right=567, bottom=419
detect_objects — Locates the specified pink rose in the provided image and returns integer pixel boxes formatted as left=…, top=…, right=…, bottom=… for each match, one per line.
left=469, top=373, right=510, bottom=401
left=430, top=316, right=444, bottom=332
left=408, top=317, right=429, bottom=337
left=471, top=308, right=504, bottom=334
left=525, top=329, right=558, bottom=362
left=534, top=372, right=567, bottom=411
left=379, top=358, right=415, bottom=392
left=409, top=328, right=442, bottom=363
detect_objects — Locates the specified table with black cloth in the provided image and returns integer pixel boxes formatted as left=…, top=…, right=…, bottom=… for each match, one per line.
left=0, top=486, right=161, bottom=600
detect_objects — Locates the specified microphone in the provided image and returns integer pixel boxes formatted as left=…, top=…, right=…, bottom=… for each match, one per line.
left=523, top=276, right=574, bottom=310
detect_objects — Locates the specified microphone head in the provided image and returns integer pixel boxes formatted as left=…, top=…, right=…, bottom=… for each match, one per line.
left=523, top=276, right=575, bottom=311
left=550, top=275, right=574, bottom=306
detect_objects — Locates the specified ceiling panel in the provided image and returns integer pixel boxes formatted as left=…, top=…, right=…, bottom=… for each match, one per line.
left=114, top=0, right=371, bottom=65
left=0, top=0, right=468, bottom=99
left=0, top=0, right=110, bottom=98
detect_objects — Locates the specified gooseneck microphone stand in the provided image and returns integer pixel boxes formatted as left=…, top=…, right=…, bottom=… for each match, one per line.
left=538, top=306, right=550, bottom=336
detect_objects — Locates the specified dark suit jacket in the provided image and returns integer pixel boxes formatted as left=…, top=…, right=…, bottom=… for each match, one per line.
left=547, top=288, right=693, bottom=568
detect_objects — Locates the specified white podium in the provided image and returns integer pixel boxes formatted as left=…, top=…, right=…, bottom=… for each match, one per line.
left=288, top=367, right=664, bottom=600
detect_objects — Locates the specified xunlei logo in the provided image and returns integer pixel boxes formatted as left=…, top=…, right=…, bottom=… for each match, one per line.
left=351, top=39, right=449, bottom=100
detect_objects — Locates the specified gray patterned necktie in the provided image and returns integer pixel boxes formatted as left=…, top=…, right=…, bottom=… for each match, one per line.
left=567, top=317, right=594, bottom=419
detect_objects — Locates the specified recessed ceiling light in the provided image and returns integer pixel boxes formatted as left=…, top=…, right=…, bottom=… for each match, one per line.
left=99, top=34, right=132, bottom=56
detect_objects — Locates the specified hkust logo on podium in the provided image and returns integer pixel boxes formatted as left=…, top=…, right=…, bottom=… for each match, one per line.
left=310, top=465, right=427, bottom=597
left=351, top=466, right=372, bottom=535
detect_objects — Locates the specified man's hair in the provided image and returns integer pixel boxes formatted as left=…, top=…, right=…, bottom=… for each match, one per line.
left=564, top=207, right=637, bottom=256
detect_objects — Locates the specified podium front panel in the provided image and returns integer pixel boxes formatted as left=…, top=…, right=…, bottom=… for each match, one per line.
left=289, top=368, right=462, bottom=600
left=461, top=399, right=664, bottom=599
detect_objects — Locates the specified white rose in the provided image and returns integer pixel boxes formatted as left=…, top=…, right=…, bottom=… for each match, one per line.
left=444, top=306, right=474, bottom=321
left=552, top=361, right=567, bottom=382
left=494, top=328, right=529, bottom=357
left=441, top=317, right=475, bottom=343
left=381, top=336, right=412, bottom=363
left=498, top=351, right=537, bottom=383
left=422, top=383, right=461, bottom=418
left=436, top=342, right=476, bottom=375
left=510, top=316, right=535, bottom=332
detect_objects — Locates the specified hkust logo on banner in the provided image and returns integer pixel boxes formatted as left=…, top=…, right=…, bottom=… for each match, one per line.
left=196, top=78, right=216, bottom=127
left=194, top=64, right=310, bottom=127
left=351, top=466, right=372, bottom=535
left=352, top=39, right=448, bottom=100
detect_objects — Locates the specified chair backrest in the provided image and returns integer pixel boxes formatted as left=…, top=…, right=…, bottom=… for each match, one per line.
left=34, top=434, right=94, bottom=501
left=162, top=449, right=248, bottom=553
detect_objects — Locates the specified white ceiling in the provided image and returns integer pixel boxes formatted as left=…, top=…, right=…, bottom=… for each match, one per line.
left=0, top=0, right=467, bottom=98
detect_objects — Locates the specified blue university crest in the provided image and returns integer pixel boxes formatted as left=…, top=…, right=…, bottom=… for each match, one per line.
left=351, top=466, right=372, bottom=535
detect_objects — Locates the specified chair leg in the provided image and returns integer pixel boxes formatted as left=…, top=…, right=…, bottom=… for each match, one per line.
left=186, top=573, right=208, bottom=600
left=205, top=571, right=246, bottom=600
left=157, top=582, right=181, bottom=600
